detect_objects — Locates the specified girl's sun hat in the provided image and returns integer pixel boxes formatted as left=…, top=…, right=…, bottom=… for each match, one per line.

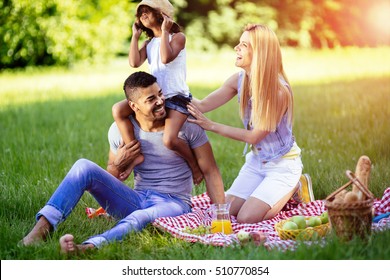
left=136, top=0, right=174, bottom=18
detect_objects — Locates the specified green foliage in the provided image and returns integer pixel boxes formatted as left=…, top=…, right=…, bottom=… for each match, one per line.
left=2, top=0, right=389, bottom=68
left=185, top=17, right=218, bottom=52
left=0, top=0, right=132, bottom=68
left=181, top=0, right=390, bottom=49
left=207, top=1, right=276, bottom=47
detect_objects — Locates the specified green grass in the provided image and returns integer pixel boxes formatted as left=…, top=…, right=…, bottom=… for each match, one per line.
left=1, top=47, right=390, bottom=260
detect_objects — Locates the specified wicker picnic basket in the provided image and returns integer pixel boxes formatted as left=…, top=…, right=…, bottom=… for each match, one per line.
left=275, top=218, right=330, bottom=241
left=325, top=170, right=374, bottom=241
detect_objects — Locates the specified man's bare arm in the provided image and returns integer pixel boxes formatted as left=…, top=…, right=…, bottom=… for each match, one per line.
left=192, top=142, right=225, bottom=204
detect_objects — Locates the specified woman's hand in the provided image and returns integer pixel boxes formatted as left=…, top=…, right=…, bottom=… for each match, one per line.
left=187, top=103, right=215, bottom=131
left=188, top=102, right=269, bottom=144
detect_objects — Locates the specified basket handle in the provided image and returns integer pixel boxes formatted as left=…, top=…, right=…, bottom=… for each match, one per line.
left=325, top=170, right=374, bottom=201
left=345, top=170, right=374, bottom=199
left=326, top=178, right=353, bottom=200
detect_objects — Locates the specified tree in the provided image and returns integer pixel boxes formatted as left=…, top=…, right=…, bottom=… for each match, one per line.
left=180, top=0, right=390, bottom=49
left=1, top=0, right=388, bottom=69
left=181, top=0, right=278, bottom=50
left=0, top=0, right=133, bottom=69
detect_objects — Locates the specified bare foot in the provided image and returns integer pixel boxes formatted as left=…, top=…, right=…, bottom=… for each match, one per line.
left=119, top=154, right=145, bottom=181
left=124, top=154, right=145, bottom=173
left=191, top=164, right=204, bottom=185
left=20, top=216, right=52, bottom=246
left=133, top=154, right=145, bottom=166
left=59, top=234, right=95, bottom=254
left=60, top=234, right=77, bottom=254
left=21, top=234, right=44, bottom=246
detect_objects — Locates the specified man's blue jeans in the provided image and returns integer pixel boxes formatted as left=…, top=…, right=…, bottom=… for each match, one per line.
left=37, top=159, right=191, bottom=248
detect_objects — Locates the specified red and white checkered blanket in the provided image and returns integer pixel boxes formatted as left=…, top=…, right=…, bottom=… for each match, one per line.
left=152, top=188, right=390, bottom=251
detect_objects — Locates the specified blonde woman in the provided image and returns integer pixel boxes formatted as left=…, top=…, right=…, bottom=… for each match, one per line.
left=187, top=24, right=303, bottom=223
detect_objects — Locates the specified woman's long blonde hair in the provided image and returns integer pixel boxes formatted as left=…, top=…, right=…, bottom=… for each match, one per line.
left=239, top=24, right=293, bottom=132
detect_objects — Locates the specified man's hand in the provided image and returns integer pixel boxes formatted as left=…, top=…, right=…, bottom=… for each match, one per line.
left=113, top=140, right=142, bottom=173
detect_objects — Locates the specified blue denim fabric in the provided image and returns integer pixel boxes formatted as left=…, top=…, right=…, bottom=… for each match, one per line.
left=165, top=94, right=192, bottom=115
left=37, top=159, right=191, bottom=248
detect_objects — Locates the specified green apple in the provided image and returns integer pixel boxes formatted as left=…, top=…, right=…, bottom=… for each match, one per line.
left=237, top=230, right=251, bottom=243
left=291, top=215, right=306, bottom=229
left=282, top=221, right=298, bottom=230
left=310, top=231, right=320, bottom=241
left=307, top=216, right=322, bottom=227
left=296, top=228, right=321, bottom=241
left=320, top=211, right=329, bottom=224
left=296, top=228, right=311, bottom=241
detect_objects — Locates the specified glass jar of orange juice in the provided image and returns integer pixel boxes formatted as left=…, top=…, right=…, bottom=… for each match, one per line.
left=210, top=203, right=233, bottom=234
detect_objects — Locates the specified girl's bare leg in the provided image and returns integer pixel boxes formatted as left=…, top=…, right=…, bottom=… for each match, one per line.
left=116, top=118, right=144, bottom=166
left=113, top=100, right=144, bottom=169
left=59, top=234, right=95, bottom=254
left=163, top=110, right=203, bottom=185
left=21, top=216, right=52, bottom=246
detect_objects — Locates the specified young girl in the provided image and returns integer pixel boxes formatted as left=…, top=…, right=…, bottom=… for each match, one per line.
left=187, top=24, right=304, bottom=223
left=112, top=0, right=203, bottom=184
